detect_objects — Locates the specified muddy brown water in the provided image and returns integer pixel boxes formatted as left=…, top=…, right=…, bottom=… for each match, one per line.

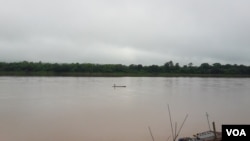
left=0, top=77, right=249, bottom=141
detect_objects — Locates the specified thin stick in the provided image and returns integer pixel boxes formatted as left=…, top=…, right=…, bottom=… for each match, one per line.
left=213, top=122, right=217, bottom=139
left=174, top=122, right=177, bottom=140
left=148, top=126, right=155, bottom=141
left=166, top=136, right=171, bottom=141
left=175, top=114, right=188, bottom=140
left=206, top=112, right=211, bottom=131
left=167, top=104, right=174, bottom=141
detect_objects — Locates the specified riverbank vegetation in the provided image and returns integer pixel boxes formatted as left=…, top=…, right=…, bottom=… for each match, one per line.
left=0, top=61, right=250, bottom=77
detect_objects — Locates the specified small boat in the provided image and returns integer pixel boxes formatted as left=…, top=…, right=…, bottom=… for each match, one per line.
left=178, top=131, right=222, bottom=141
left=178, top=114, right=221, bottom=141
left=112, top=84, right=126, bottom=87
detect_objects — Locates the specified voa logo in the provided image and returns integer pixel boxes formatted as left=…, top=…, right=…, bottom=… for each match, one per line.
left=226, top=129, right=246, bottom=136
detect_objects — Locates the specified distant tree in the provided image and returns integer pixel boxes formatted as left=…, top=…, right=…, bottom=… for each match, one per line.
left=137, top=64, right=143, bottom=71
left=113, top=64, right=128, bottom=72
left=164, top=60, right=174, bottom=72
left=211, top=63, right=223, bottom=74
left=199, top=63, right=211, bottom=74
left=0, top=61, right=249, bottom=76
left=173, top=63, right=180, bottom=72
left=129, top=64, right=144, bottom=72
left=147, top=65, right=160, bottom=73
left=188, top=62, right=193, bottom=67
left=129, top=64, right=137, bottom=72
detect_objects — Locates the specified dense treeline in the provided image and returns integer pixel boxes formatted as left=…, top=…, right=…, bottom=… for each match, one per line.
left=0, top=61, right=250, bottom=76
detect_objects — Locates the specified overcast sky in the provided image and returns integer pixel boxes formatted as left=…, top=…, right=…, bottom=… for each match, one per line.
left=1, top=0, right=250, bottom=66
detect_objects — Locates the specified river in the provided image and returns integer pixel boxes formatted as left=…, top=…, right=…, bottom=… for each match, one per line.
left=0, top=77, right=249, bottom=141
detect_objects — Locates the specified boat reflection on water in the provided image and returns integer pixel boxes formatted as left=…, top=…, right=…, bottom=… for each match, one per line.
left=112, top=84, right=126, bottom=87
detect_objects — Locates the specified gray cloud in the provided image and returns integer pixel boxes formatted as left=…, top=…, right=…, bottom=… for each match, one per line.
left=1, top=0, right=250, bottom=65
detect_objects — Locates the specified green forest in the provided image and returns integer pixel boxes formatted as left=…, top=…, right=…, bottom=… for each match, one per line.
left=0, top=61, right=250, bottom=76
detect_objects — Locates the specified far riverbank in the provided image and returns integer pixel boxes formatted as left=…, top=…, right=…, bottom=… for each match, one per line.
left=1, top=71, right=250, bottom=77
